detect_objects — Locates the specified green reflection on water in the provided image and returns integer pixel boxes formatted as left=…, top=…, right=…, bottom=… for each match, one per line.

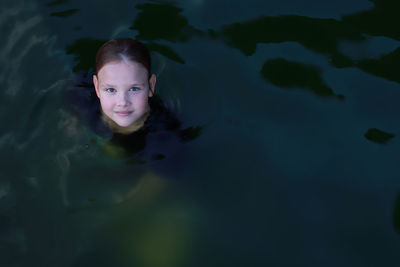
left=364, top=128, right=395, bottom=144
left=355, top=47, right=400, bottom=83
left=66, top=38, right=106, bottom=72
left=342, top=0, right=400, bottom=41
left=220, top=15, right=364, bottom=58
left=129, top=3, right=202, bottom=42
left=219, top=2, right=400, bottom=83
left=261, top=58, right=344, bottom=99
left=127, top=2, right=206, bottom=64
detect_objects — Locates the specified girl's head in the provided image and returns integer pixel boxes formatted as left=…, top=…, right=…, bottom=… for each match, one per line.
left=93, top=38, right=156, bottom=132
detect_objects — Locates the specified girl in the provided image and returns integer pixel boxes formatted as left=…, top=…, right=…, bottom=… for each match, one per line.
left=65, top=38, right=200, bottom=160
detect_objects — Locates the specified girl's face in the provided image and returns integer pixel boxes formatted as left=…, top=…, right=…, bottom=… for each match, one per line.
left=93, top=60, right=156, bottom=127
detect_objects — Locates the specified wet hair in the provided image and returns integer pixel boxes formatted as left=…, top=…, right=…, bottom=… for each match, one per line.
left=95, top=38, right=151, bottom=77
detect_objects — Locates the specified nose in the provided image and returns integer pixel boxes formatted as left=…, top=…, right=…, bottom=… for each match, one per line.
left=117, top=91, right=130, bottom=107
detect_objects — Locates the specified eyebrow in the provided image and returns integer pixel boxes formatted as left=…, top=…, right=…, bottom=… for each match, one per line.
left=102, top=83, right=145, bottom=87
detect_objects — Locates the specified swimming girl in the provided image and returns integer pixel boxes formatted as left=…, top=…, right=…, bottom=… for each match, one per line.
left=65, top=38, right=201, bottom=160
left=60, top=38, right=201, bottom=210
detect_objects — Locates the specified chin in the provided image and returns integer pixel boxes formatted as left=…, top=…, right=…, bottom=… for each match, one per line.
left=115, top=120, right=134, bottom=127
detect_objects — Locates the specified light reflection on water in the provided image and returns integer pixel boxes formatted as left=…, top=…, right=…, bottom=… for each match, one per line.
left=0, top=0, right=400, bottom=266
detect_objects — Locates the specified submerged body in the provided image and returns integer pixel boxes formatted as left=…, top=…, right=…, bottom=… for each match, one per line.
left=65, top=71, right=194, bottom=161
left=63, top=38, right=201, bottom=190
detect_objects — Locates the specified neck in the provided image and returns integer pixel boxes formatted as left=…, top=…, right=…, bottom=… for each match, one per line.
left=101, top=111, right=150, bottom=135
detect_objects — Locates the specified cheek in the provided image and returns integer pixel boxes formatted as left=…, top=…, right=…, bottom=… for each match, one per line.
left=132, top=94, right=149, bottom=107
left=99, top=96, right=114, bottom=110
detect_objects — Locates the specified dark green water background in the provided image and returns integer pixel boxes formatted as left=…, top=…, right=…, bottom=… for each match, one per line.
left=1, top=0, right=400, bottom=266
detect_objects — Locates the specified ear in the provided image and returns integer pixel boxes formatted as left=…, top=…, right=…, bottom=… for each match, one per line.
left=148, top=74, right=156, bottom=97
left=93, top=74, right=100, bottom=98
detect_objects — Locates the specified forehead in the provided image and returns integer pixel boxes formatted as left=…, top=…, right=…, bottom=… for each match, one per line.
left=97, top=61, right=148, bottom=84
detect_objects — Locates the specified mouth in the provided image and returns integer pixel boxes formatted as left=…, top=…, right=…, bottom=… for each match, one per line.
left=115, top=111, right=133, bottom=116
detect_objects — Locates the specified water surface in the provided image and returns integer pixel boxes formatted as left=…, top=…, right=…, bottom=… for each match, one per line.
left=1, top=0, right=400, bottom=266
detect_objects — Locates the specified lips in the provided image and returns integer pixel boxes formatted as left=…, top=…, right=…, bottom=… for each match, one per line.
left=115, top=111, right=133, bottom=116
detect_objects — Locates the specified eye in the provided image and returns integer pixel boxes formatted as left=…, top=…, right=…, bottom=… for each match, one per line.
left=106, top=88, right=116, bottom=93
left=129, top=87, right=140, bottom=91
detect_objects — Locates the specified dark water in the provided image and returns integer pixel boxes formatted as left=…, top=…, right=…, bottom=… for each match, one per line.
left=1, top=0, right=400, bottom=266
